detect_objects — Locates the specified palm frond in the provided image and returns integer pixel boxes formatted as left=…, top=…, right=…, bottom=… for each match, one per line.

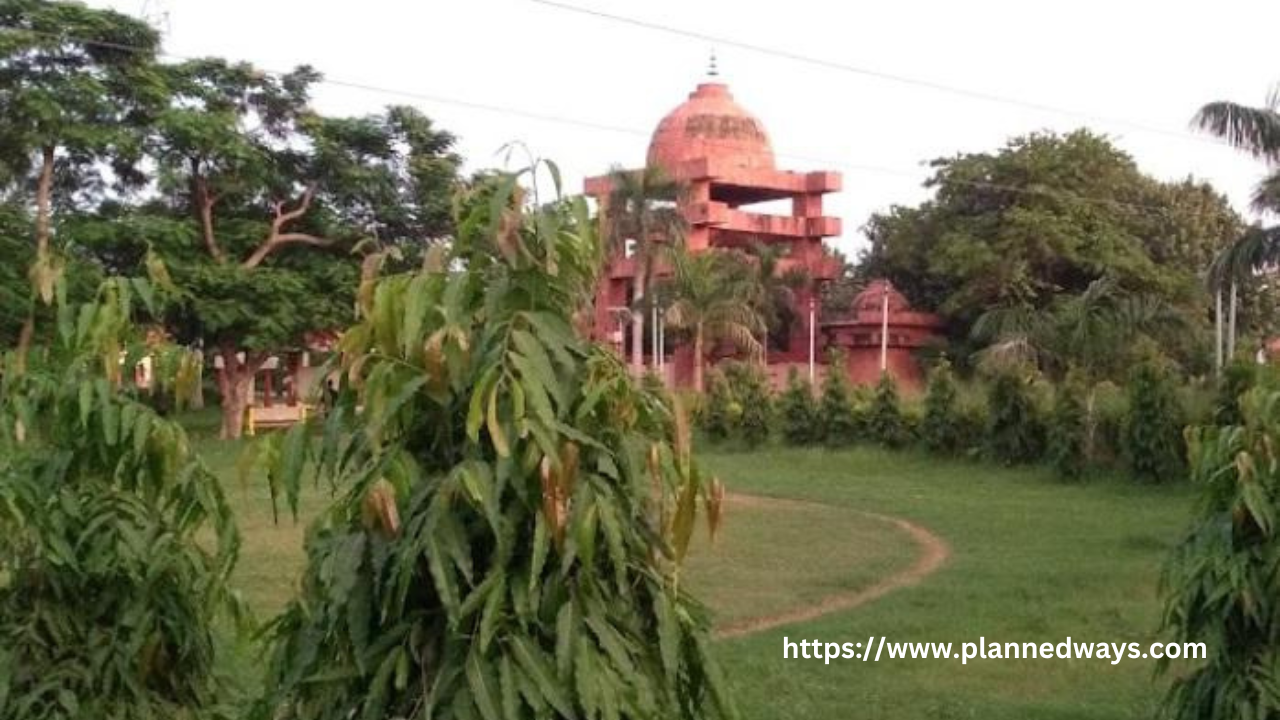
left=1193, top=97, right=1280, bottom=161
left=1250, top=170, right=1280, bottom=215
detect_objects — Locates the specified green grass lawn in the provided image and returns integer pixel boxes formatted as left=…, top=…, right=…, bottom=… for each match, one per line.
left=197, top=417, right=1196, bottom=719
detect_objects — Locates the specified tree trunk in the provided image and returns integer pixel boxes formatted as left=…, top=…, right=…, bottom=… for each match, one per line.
left=1228, top=281, right=1238, bottom=362
left=1084, top=385, right=1097, bottom=464
left=35, top=145, right=54, bottom=258
left=216, top=347, right=260, bottom=440
left=631, top=274, right=645, bottom=373
left=693, top=323, right=705, bottom=394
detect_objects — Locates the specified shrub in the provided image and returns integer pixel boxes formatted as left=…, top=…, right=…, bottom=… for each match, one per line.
left=778, top=366, right=818, bottom=445
left=1122, top=361, right=1185, bottom=483
left=0, top=278, right=240, bottom=719
left=986, top=369, right=1045, bottom=464
left=920, top=359, right=963, bottom=454
left=818, top=349, right=858, bottom=445
left=1047, top=370, right=1089, bottom=481
left=257, top=168, right=735, bottom=720
left=1213, top=358, right=1255, bottom=426
left=867, top=372, right=907, bottom=448
left=725, top=361, right=773, bottom=446
left=1161, top=388, right=1280, bottom=720
left=701, top=368, right=735, bottom=442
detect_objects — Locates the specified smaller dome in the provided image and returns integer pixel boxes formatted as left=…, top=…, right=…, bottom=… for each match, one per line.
left=646, top=82, right=775, bottom=173
left=852, top=280, right=911, bottom=314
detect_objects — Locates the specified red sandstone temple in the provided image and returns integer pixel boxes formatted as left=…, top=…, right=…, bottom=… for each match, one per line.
left=584, top=73, right=941, bottom=391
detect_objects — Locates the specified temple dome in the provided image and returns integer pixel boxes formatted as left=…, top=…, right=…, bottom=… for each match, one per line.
left=646, top=82, right=775, bottom=173
left=852, top=279, right=911, bottom=314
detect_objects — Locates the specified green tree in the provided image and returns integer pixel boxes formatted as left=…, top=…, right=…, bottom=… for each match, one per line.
left=1047, top=369, right=1088, bottom=481
left=1161, top=387, right=1280, bottom=720
left=744, top=241, right=806, bottom=362
left=77, top=58, right=461, bottom=438
left=0, top=271, right=240, bottom=719
left=724, top=360, right=772, bottom=446
left=778, top=366, right=818, bottom=445
left=1122, top=360, right=1185, bottom=483
left=919, top=358, right=962, bottom=454
left=0, top=0, right=165, bottom=261
left=603, top=166, right=684, bottom=371
left=867, top=372, right=907, bottom=448
left=700, top=368, right=736, bottom=442
left=986, top=369, right=1044, bottom=464
left=660, top=247, right=763, bottom=393
left=817, top=349, right=857, bottom=446
left=255, top=166, right=736, bottom=720
left=861, top=130, right=1240, bottom=366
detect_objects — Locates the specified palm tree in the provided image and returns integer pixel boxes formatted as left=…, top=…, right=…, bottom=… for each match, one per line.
left=660, top=247, right=764, bottom=392
left=973, top=274, right=1185, bottom=460
left=602, top=166, right=685, bottom=372
left=744, top=241, right=808, bottom=364
left=1195, top=86, right=1280, bottom=366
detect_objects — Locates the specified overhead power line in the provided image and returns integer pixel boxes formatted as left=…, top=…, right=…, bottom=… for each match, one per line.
left=0, top=26, right=1242, bottom=224
left=527, top=0, right=1224, bottom=148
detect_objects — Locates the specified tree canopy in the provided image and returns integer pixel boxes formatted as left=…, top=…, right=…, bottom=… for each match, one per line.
left=859, top=130, right=1241, bottom=370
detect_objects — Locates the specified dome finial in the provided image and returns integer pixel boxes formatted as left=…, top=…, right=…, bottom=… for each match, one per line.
left=707, top=49, right=719, bottom=78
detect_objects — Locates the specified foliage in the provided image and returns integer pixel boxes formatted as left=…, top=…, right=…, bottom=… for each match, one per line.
left=919, top=359, right=962, bottom=454
left=0, top=273, right=240, bottom=719
left=778, top=367, right=818, bottom=446
left=700, top=368, right=736, bottom=443
left=254, top=166, right=736, bottom=720
left=867, top=373, right=907, bottom=448
left=861, top=130, right=1240, bottom=370
left=723, top=361, right=773, bottom=447
left=985, top=369, right=1044, bottom=464
left=660, top=247, right=763, bottom=393
left=1161, top=388, right=1280, bottom=720
left=817, top=349, right=858, bottom=446
left=1047, top=370, right=1089, bottom=481
left=1122, top=361, right=1185, bottom=483
left=1214, top=358, right=1257, bottom=426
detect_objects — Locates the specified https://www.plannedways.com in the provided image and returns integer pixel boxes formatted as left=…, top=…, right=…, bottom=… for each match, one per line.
left=783, top=636, right=1207, bottom=665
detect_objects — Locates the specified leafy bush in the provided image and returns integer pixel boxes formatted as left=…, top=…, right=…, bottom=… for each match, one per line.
left=1161, top=388, right=1280, bottom=720
left=818, top=349, right=858, bottom=446
left=985, top=369, right=1045, bottom=464
left=1122, top=361, right=1185, bottom=483
left=778, top=367, right=817, bottom=445
left=0, top=277, right=240, bottom=719
left=1213, top=359, right=1256, bottom=426
left=867, top=373, right=907, bottom=448
left=724, top=361, right=773, bottom=446
left=1047, top=371, right=1088, bottom=481
left=256, top=169, right=736, bottom=720
left=701, top=368, right=735, bottom=442
left=920, top=360, right=963, bottom=454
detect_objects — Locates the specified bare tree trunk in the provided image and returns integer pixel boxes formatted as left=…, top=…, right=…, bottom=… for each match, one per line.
left=1228, top=281, right=1238, bottom=362
left=693, top=323, right=705, bottom=394
left=216, top=346, right=261, bottom=440
left=1215, top=287, right=1223, bottom=375
left=631, top=274, right=645, bottom=373
left=1084, top=385, right=1097, bottom=464
left=35, top=145, right=54, bottom=258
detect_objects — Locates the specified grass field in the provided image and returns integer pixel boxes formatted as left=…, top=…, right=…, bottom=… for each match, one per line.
left=196, top=416, right=1197, bottom=719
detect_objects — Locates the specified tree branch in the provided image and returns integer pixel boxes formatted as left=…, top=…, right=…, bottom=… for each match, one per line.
left=191, top=162, right=226, bottom=263
left=241, top=186, right=331, bottom=269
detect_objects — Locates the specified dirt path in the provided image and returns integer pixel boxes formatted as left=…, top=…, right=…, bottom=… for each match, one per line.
left=714, top=493, right=951, bottom=640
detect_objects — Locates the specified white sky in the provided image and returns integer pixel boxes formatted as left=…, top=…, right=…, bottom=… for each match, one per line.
left=100, top=0, right=1279, bottom=258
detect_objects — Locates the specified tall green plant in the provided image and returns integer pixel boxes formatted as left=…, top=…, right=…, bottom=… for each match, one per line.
left=778, top=367, right=817, bottom=445
left=1214, top=358, right=1257, bottom=426
left=818, top=349, right=857, bottom=446
left=919, top=359, right=962, bottom=454
left=1047, top=370, right=1088, bottom=481
left=700, top=368, right=735, bottom=443
left=254, top=166, right=736, bottom=720
left=0, top=272, right=240, bottom=720
left=867, top=373, right=907, bottom=448
left=986, top=369, right=1044, bottom=464
left=1122, top=361, right=1185, bottom=483
left=724, top=361, right=772, bottom=447
left=1161, top=388, right=1280, bottom=720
